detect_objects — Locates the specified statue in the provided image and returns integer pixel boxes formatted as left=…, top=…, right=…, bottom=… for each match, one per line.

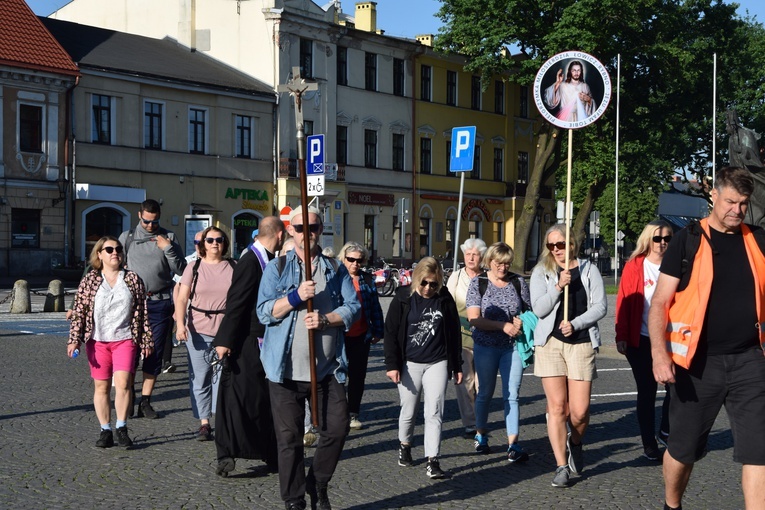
left=726, top=109, right=765, bottom=227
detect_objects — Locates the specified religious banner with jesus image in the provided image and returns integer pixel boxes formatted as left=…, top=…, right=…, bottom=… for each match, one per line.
left=533, top=51, right=611, bottom=130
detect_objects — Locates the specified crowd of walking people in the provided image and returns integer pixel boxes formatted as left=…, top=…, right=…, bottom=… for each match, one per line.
left=68, top=168, right=764, bottom=510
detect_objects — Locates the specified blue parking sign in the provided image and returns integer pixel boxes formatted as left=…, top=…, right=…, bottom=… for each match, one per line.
left=307, top=134, right=324, bottom=175
left=449, top=126, right=476, bottom=172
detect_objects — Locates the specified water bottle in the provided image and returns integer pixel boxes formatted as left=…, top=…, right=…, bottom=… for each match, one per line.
left=72, top=348, right=79, bottom=359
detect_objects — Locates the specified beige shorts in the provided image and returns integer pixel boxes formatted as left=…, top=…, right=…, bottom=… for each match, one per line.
left=533, top=336, right=598, bottom=381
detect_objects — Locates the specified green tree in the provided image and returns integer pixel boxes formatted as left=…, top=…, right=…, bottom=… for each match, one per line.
left=435, top=0, right=765, bottom=271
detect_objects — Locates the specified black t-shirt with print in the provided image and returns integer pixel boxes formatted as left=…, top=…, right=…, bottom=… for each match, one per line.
left=405, top=294, right=447, bottom=364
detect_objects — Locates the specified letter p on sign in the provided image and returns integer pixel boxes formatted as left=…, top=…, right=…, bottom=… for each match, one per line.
left=449, top=126, right=476, bottom=172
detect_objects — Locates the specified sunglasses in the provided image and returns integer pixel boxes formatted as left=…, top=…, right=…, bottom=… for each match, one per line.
left=205, top=237, right=224, bottom=244
left=101, top=245, right=124, bottom=255
left=346, top=256, right=365, bottom=264
left=193, top=240, right=201, bottom=245
left=292, top=223, right=321, bottom=234
left=420, top=280, right=439, bottom=289
left=546, top=242, right=567, bottom=251
left=140, top=217, right=159, bottom=226
left=653, top=235, right=672, bottom=244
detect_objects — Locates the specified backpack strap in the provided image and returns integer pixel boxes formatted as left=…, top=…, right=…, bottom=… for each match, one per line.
left=188, top=258, right=203, bottom=302
left=478, top=272, right=525, bottom=312
left=123, top=229, right=135, bottom=257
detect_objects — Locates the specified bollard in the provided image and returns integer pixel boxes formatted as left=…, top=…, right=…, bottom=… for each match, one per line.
left=44, top=279, right=65, bottom=312
left=10, top=279, right=31, bottom=314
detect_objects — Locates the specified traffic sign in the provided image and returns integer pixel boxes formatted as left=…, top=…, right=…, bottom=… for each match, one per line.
left=307, top=175, right=325, bottom=196
left=307, top=134, right=325, bottom=175
left=280, top=206, right=292, bottom=227
left=449, top=126, right=476, bottom=172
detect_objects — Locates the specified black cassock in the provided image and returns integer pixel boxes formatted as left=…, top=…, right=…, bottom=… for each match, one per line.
left=213, top=249, right=278, bottom=468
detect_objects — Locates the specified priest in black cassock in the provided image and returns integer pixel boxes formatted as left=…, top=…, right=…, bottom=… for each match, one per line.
left=213, top=216, right=286, bottom=476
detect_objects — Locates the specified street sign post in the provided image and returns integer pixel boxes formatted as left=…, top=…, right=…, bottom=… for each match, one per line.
left=449, top=126, right=476, bottom=273
left=307, top=134, right=325, bottom=196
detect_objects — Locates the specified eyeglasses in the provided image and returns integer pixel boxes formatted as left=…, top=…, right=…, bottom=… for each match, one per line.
left=420, top=280, right=439, bottom=289
left=193, top=240, right=201, bottom=246
left=140, top=217, right=159, bottom=226
left=292, top=223, right=321, bottom=234
left=205, top=237, right=224, bottom=244
left=653, top=235, right=672, bottom=244
left=546, top=242, right=567, bottom=251
left=346, top=256, right=365, bottom=264
left=101, top=245, right=124, bottom=255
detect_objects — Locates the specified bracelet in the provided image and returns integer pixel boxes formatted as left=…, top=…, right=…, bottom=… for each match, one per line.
left=318, top=314, right=329, bottom=331
left=287, top=289, right=302, bottom=308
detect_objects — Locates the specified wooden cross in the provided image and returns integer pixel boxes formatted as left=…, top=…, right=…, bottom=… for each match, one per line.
left=277, top=66, right=319, bottom=159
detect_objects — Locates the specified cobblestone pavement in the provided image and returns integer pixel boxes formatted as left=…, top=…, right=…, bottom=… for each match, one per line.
left=0, top=293, right=744, bottom=509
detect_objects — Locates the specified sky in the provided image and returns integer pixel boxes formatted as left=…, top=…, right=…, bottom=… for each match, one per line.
left=25, top=0, right=765, bottom=39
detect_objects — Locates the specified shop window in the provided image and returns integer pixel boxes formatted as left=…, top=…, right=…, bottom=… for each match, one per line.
left=12, top=208, right=41, bottom=248
left=233, top=212, right=260, bottom=258
left=84, top=207, right=125, bottom=256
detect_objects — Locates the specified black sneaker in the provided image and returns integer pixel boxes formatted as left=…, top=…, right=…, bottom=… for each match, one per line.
left=137, top=399, right=159, bottom=419
left=398, top=443, right=413, bottom=467
left=197, top=424, right=213, bottom=441
left=115, top=426, right=133, bottom=448
left=426, top=457, right=445, bottom=479
left=96, top=429, right=114, bottom=448
left=507, top=443, right=529, bottom=463
left=314, top=484, right=331, bottom=510
left=567, top=435, right=584, bottom=474
left=643, top=445, right=662, bottom=461
left=657, top=430, right=669, bottom=448
left=162, top=361, right=176, bottom=374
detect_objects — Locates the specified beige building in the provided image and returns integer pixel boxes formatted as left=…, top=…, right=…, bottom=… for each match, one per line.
left=0, top=0, right=80, bottom=276
left=42, top=18, right=276, bottom=262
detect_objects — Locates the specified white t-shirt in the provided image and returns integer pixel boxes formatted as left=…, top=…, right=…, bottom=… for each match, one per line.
left=640, top=259, right=661, bottom=337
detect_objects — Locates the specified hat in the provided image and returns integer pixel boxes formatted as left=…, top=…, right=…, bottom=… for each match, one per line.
left=289, top=205, right=322, bottom=225
left=251, top=229, right=259, bottom=239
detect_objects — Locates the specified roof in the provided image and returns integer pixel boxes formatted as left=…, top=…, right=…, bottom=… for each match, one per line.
left=40, top=18, right=274, bottom=99
left=0, top=0, right=79, bottom=75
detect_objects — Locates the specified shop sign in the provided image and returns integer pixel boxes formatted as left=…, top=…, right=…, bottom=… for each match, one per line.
left=461, top=199, right=491, bottom=221
left=348, top=191, right=394, bottom=207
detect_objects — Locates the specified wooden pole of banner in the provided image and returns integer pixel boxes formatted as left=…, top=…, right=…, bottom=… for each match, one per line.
left=278, top=67, right=320, bottom=427
left=563, top=128, right=573, bottom=322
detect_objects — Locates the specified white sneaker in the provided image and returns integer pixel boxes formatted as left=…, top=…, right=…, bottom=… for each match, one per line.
left=349, top=413, right=363, bottom=430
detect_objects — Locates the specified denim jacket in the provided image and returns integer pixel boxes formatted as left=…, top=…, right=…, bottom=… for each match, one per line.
left=256, top=250, right=361, bottom=384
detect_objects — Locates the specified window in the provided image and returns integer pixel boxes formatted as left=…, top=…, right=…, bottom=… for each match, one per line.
left=446, top=218, right=455, bottom=246
left=493, top=148, right=503, bottom=181
left=471, top=146, right=481, bottom=180
left=144, top=101, right=163, bottom=149
left=419, top=218, right=431, bottom=257
left=518, top=151, right=529, bottom=183
left=235, top=115, right=252, bottom=158
left=495, top=80, right=505, bottom=114
left=189, top=108, right=206, bottom=154
left=85, top=207, right=124, bottom=256
left=420, top=138, right=432, bottom=174
left=304, top=120, right=314, bottom=137
left=11, top=208, right=40, bottom=248
left=336, top=125, right=348, bottom=165
left=337, top=46, right=348, bottom=86
left=421, top=65, right=431, bottom=101
left=446, top=140, right=452, bottom=175
left=300, top=38, right=313, bottom=79
left=520, top=86, right=529, bottom=118
left=19, top=104, right=43, bottom=152
left=393, top=58, right=405, bottom=96
left=446, top=70, right=457, bottom=106
left=92, top=94, right=111, bottom=144
left=392, top=133, right=405, bottom=171
left=365, top=52, right=377, bottom=91
left=364, top=129, right=377, bottom=168
left=364, top=215, right=376, bottom=261
left=468, top=218, right=481, bottom=239
left=471, top=76, right=481, bottom=110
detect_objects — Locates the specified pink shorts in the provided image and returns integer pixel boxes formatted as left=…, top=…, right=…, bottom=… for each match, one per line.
left=86, top=339, right=139, bottom=380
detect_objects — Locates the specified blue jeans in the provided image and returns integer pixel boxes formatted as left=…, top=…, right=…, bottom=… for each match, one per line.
left=474, top=342, right=524, bottom=437
left=187, top=331, right=219, bottom=420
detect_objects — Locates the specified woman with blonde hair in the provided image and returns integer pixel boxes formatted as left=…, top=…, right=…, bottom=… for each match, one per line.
left=384, top=257, right=462, bottom=479
left=530, top=224, right=607, bottom=487
left=68, top=236, right=153, bottom=449
left=466, top=242, right=531, bottom=462
left=337, top=241, right=384, bottom=430
left=616, top=220, right=673, bottom=461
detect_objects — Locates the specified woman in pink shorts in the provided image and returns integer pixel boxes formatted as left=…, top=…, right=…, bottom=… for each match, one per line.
left=68, top=236, right=153, bottom=448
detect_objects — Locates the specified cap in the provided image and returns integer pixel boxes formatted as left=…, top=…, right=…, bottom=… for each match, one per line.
left=289, top=205, right=322, bottom=225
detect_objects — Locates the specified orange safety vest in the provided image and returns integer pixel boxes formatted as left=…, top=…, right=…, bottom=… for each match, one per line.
left=666, top=218, right=765, bottom=368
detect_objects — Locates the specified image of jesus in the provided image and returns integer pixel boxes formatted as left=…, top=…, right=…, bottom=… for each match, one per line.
left=543, top=60, right=596, bottom=122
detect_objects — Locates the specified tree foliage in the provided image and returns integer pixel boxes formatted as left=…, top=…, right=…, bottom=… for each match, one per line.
left=435, top=0, right=765, bottom=268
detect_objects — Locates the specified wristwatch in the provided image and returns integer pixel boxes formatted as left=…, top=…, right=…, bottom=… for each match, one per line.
left=318, top=314, right=330, bottom=331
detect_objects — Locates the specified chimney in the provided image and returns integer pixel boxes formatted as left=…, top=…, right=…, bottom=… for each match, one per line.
left=416, top=34, right=434, bottom=47
left=355, top=2, right=377, bottom=33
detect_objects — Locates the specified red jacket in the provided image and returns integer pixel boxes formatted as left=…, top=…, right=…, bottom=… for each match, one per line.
left=615, top=255, right=646, bottom=349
